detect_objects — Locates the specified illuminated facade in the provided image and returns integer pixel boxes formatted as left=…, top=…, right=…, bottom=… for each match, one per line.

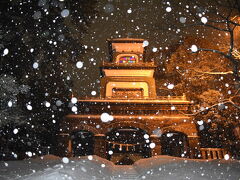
left=58, top=38, right=200, bottom=164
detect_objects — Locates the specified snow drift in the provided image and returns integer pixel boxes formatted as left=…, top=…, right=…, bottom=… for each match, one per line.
left=0, top=155, right=240, bottom=180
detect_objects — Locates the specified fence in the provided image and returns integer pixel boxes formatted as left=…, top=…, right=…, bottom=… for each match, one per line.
left=200, top=148, right=229, bottom=159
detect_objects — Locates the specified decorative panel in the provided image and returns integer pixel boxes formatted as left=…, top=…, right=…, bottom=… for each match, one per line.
left=106, top=82, right=149, bottom=97
left=112, top=88, right=143, bottom=99
left=112, top=43, right=144, bottom=53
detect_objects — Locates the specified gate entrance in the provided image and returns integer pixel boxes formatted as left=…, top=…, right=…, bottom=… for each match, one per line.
left=106, top=127, right=151, bottom=165
left=161, top=132, right=189, bottom=157
left=71, top=130, right=94, bottom=156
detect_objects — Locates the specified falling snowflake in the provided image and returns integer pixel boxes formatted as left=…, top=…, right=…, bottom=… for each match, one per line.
left=62, top=157, right=69, bottom=164
left=61, top=9, right=70, bottom=18
left=33, top=62, right=39, bottom=69
left=152, top=47, right=158, bottom=52
left=71, top=97, right=78, bottom=104
left=149, top=143, right=156, bottom=149
left=76, top=61, right=83, bottom=69
left=143, top=40, right=149, bottom=47
left=167, top=84, right=174, bottom=89
left=127, top=9, right=132, bottom=14
left=72, top=106, right=77, bottom=112
left=8, top=101, right=13, bottom=107
left=166, top=7, right=172, bottom=12
left=144, top=134, right=149, bottom=139
left=33, top=11, right=41, bottom=19
left=171, top=106, right=176, bottom=110
left=27, top=104, right=32, bottom=110
left=100, top=113, right=114, bottom=122
left=201, top=17, right=208, bottom=24
left=104, top=3, right=114, bottom=13
left=3, top=48, right=9, bottom=56
left=108, top=150, right=113, bottom=155
left=224, top=154, right=230, bottom=160
left=197, top=120, right=204, bottom=125
left=152, top=128, right=162, bottom=137
left=91, top=91, right=96, bottom=96
left=13, top=129, right=18, bottom=134
left=190, top=45, right=198, bottom=52
left=56, top=100, right=63, bottom=106
left=88, top=155, right=93, bottom=160
left=44, top=101, right=51, bottom=107
left=26, top=151, right=33, bottom=157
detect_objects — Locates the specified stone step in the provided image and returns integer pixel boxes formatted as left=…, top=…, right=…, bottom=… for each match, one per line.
left=112, top=176, right=138, bottom=180
left=112, top=165, right=138, bottom=180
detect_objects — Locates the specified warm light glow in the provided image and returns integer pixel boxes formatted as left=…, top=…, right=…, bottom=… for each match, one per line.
left=104, top=69, right=154, bottom=77
left=112, top=42, right=144, bottom=53
left=106, top=82, right=149, bottom=97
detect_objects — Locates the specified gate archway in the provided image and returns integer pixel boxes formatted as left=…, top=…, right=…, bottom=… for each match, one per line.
left=106, top=127, right=151, bottom=165
left=71, top=130, right=94, bottom=156
left=161, top=131, right=189, bottom=157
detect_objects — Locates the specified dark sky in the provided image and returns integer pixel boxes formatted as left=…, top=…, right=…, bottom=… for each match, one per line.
left=73, top=0, right=200, bottom=96
left=1, top=0, right=233, bottom=98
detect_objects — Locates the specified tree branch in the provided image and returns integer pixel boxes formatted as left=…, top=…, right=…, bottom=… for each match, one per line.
left=181, top=95, right=240, bottom=116
left=181, top=100, right=229, bottom=116
left=194, top=23, right=229, bottom=32
left=198, top=48, right=230, bottom=59
left=193, top=69, right=233, bottom=75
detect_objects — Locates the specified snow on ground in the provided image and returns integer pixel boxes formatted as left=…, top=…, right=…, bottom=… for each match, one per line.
left=135, top=156, right=240, bottom=180
left=0, top=155, right=240, bottom=180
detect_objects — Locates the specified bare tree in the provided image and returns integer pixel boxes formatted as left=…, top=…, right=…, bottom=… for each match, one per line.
left=164, top=0, right=240, bottom=108
left=159, top=0, right=240, bottom=152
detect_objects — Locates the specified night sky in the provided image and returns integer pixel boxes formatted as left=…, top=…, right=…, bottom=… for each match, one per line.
left=73, top=0, right=203, bottom=97
left=1, top=0, right=238, bottom=98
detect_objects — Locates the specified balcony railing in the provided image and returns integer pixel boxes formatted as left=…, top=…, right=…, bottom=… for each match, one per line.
left=105, top=95, right=187, bottom=100
left=101, top=61, right=156, bottom=67
left=200, top=148, right=230, bottom=159
left=77, top=95, right=187, bottom=101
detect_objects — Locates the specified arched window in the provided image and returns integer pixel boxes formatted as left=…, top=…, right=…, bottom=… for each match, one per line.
left=71, top=130, right=94, bottom=156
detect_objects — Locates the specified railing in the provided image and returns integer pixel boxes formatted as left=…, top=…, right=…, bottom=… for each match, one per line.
left=200, top=148, right=229, bottom=159
left=101, top=61, right=156, bottom=67
left=105, top=96, right=187, bottom=101
left=78, top=95, right=187, bottom=101
left=156, top=95, right=187, bottom=101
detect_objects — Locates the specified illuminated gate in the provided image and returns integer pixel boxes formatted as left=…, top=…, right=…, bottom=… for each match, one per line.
left=59, top=38, right=200, bottom=164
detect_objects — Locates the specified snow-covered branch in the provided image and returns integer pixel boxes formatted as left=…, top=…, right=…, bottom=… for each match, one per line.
left=193, top=69, right=233, bottom=75
left=176, top=69, right=233, bottom=76
left=198, top=48, right=230, bottom=59
left=181, top=95, right=240, bottom=117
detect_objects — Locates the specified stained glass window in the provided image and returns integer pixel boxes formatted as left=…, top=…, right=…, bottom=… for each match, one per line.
left=118, top=56, right=137, bottom=63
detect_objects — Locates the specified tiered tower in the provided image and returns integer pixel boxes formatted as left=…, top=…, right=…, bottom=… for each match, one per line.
left=100, top=38, right=156, bottom=99
left=58, top=38, right=200, bottom=164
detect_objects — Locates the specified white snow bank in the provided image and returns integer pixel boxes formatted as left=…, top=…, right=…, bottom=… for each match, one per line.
left=134, top=155, right=240, bottom=180
left=0, top=155, right=239, bottom=180
left=33, top=154, right=61, bottom=161
left=0, top=155, right=114, bottom=180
